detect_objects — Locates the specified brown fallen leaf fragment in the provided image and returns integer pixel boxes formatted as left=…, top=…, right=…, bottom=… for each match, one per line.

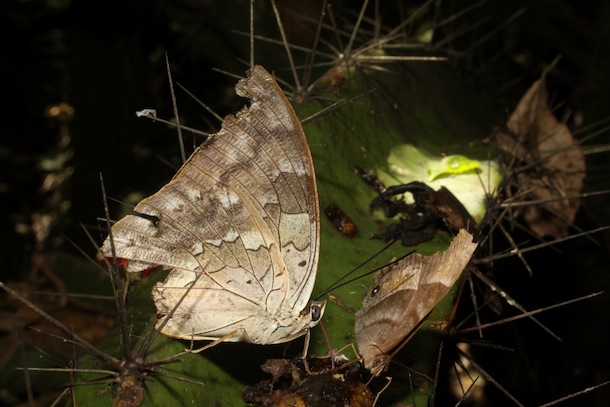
left=493, top=78, right=586, bottom=238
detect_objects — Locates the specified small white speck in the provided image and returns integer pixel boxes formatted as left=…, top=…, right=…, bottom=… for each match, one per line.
left=136, top=109, right=157, bottom=118
left=191, top=242, right=204, bottom=256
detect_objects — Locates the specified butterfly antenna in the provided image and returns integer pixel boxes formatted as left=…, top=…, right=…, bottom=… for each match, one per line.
left=330, top=249, right=419, bottom=298
left=316, top=239, right=402, bottom=297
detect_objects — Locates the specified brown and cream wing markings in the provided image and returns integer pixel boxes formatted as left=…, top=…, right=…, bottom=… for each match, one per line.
left=355, top=229, right=477, bottom=376
left=100, top=66, right=322, bottom=345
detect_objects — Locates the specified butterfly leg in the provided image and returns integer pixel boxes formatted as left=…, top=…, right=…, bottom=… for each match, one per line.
left=301, top=329, right=314, bottom=375
left=186, top=330, right=240, bottom=354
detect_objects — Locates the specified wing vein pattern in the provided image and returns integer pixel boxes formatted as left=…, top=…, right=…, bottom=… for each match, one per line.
left=101, top=66, right=320, bottom=344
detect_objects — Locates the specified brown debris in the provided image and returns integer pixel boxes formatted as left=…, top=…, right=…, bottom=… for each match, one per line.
left=325, top=204, right=359, bottom=237
left=243, top=356, right=374, bottom=407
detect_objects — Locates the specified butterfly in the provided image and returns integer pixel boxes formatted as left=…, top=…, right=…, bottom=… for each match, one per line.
left=101, top=65, right=324, bottom=345
left=354, top=228, right=477, bottom=376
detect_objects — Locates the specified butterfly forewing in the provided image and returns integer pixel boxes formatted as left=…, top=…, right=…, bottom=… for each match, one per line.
left=101, top=66, right=321, bottom=345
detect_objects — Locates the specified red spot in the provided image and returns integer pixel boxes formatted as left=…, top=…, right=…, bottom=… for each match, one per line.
left=140, top=266, right=159, bottom=277
left=98, top=257, right=159, bottom=277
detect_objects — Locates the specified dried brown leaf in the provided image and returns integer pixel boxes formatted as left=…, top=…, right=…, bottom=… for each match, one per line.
left=496, top=78, right=585, bottom=238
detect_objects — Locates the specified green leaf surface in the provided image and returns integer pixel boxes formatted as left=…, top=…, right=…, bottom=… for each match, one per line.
left=297, top=62, right=500, bottom=405
left=71, top=61, right=500, bottom=406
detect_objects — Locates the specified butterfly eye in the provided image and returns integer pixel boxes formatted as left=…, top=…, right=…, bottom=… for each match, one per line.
left=370, top=285, right=380, bottom=297
left=310, top=304, right=323, bottom=322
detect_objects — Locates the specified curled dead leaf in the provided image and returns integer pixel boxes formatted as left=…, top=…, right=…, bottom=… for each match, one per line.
left=493, top=78, right=585, bottom=238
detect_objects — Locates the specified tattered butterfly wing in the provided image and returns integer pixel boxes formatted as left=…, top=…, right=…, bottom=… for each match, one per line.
left=354, top=229, right=477, bottom=376
left=100, top=66, right=323, bottom=345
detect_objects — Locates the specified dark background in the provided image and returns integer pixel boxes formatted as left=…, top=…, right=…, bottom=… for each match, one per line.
left=1, top=0, right=609, bottom=406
